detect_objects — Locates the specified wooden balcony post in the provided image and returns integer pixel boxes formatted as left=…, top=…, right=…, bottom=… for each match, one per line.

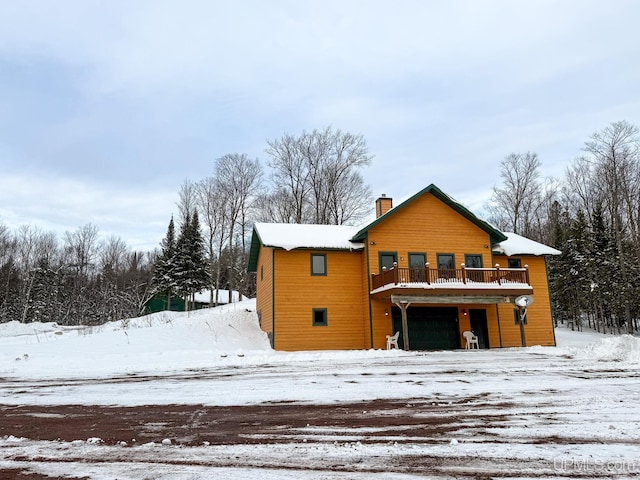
left=425, top=262, right=430, bottom=285
left=393, top=262, right=398, bottom=285
left=495, top=263, right=501, bottom=285
left=461, top=263, right=467, bottom=284
left=524, top=264, right=530, bottom=285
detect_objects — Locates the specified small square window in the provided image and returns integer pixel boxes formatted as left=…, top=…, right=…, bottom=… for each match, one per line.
left=311, top=254, right=327, bottom=276
left=508, top=258, right=522, bottom=268
left=312, top=308, right=328, bottom=326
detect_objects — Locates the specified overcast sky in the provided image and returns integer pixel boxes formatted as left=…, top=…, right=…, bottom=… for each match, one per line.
left=1, top=0, right=639, bottom=251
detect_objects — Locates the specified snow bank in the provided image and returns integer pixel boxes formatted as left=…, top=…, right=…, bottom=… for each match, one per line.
left=0, top=299, right=273, bottom=378
left=552, top=327, right=640, bottom=362
left=572, top=334, right=640, bottom=362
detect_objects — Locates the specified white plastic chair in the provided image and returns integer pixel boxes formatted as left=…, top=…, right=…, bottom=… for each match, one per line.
left=386, top=331, right=400, bottom=350
left=463, top=330, right=479, bottom=349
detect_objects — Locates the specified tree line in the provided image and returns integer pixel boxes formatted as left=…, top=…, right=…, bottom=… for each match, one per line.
left=5, top=120, right=637, bottom=332
left=153, top=126, right=373, bottom=308
left=0, top=127, right=373, bottom=324
left=485, top=120, right=640, bottom=334
left=0, top=223, right=155, bottom=325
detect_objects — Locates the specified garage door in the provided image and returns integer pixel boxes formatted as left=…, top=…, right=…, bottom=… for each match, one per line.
left=392, top=306, right=460, bottom=350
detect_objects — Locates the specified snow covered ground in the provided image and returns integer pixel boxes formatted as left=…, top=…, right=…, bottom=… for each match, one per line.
left=1, top=303, right=640, bottom=479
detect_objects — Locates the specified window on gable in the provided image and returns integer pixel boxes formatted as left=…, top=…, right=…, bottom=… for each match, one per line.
left=311, top=254, right=327, bottom=276
left=464, top=254, right=483, bottom=282
left=379, top=252, right=398, bottom=272
left=437, top=253, right=455, bottom=270
left=508, top=258, right=522, bottom=268
left=312, top=308, right=328, bottom=326
left=408, top=253, right=427, bottom=282
left=437, top=253, right=455, bottom=279
left=409, top=253, right=426, bottom=269
left=465, top=254, right=483, bottom=268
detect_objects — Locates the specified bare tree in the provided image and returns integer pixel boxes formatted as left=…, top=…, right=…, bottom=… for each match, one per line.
left=266, top=132, right=310, bottom=223
left=486, top=152, right=542, bottom=237
left=266, top=126, right=373, bottom=225
left=256, top=188, right=305, bottom=223
left=63, top=223, right=99, bottom=278
left=177, top=179, right=198, bottom=226
left=196, top=176, right=230, bottom=305
left=100, top=235, right=128, bottom=274
left=563, top=156, right=599, bottom=225
left=214, top=153, right=262, bottom=301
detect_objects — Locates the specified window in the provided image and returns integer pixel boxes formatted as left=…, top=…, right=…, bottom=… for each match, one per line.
left=312, top=308, right=328, bottom=326
left=409, top=252, right=427, bottom=282
left=508, top=258, right=522, bottom=268
left=409, top=253, right=427, bottom=268
left=437, top=253, right=455, bottom=270
left=260, top=265, right=264, bottom=281
left=464, top=254, right=483, bottom=268
left=311, top=254, right=327, bottom=276
left=464, top=254, right=483, bottom=282
left=437, top=254, right=455, bottom=279
left=379, top=252, right=398, bottom=272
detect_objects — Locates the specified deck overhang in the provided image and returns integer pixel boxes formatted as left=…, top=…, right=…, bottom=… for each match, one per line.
left=389, top=293, right=528, bottom=305
left=371, top=284, right=533, bottom=304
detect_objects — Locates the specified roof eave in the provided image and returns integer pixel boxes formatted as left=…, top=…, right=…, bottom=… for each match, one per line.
left=247, top=227, right=262, bottom=272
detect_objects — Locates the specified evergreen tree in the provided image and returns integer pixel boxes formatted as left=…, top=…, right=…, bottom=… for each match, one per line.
left=187, top=211, right=209, bottom=306
left=153, top=217, right=177, bottom=310
left=174, top=212, right=208, bottom=311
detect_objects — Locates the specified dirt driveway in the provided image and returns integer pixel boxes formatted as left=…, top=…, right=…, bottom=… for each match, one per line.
left=1, top=395, right=628, bottom=479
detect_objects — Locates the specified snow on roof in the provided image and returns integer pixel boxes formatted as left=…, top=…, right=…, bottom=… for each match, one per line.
left=253, top=223, right=364, bottom=251
left=493, top=232, right=561, bottom=256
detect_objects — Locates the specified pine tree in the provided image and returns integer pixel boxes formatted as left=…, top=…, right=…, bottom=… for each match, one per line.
left=153, top=217, right=177, bottom=310
left=173, top=212, right=209, bottom=311
left=188, top=211, right=209, bottom=301
left=173, top=213, right=191, bottom=308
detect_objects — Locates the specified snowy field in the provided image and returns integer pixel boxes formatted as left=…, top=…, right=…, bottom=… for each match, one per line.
left=1, top=302, right=640, bottom=479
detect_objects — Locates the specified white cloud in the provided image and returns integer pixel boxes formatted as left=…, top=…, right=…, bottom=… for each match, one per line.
left=0, top=0, right=640, bottom=247
left=0, top=172, right=176, bottom=251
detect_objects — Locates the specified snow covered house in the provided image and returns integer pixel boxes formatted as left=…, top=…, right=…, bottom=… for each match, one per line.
left=247, top=184, right=560, bottom=351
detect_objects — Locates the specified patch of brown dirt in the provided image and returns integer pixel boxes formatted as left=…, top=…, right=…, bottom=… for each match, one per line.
left=0, top=398, right=501, bottom=446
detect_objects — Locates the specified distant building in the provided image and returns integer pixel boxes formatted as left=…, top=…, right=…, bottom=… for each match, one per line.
left=145, top=289, right=245, bottom=314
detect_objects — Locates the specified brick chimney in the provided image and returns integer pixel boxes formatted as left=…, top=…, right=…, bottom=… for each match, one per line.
left=375, top=194, right=393, bottom=218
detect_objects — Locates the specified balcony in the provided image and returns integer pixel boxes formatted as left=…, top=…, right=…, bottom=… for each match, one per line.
left=370, top=263, right=533, bottom=304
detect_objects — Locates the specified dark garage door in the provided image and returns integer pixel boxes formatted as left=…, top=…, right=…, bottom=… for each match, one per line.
left=392, top=306, right=460, bottom=350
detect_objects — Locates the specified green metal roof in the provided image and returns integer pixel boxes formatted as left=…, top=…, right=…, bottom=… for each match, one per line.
left=350, top=183, right=507, bottom=244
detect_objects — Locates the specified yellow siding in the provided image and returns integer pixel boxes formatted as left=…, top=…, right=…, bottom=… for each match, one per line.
left=273, top=249, right=367, bottom=351
left=256, top=247, right=274, bottom=340
left=362, top=242, right=374, bottom=348
left=494, top=255, right=555, bottom=347
left=255, top=189, right=557, bottom=351
left=365, top=192, right=494, bottom=348
left=367, top=192, right=493, bottom=275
